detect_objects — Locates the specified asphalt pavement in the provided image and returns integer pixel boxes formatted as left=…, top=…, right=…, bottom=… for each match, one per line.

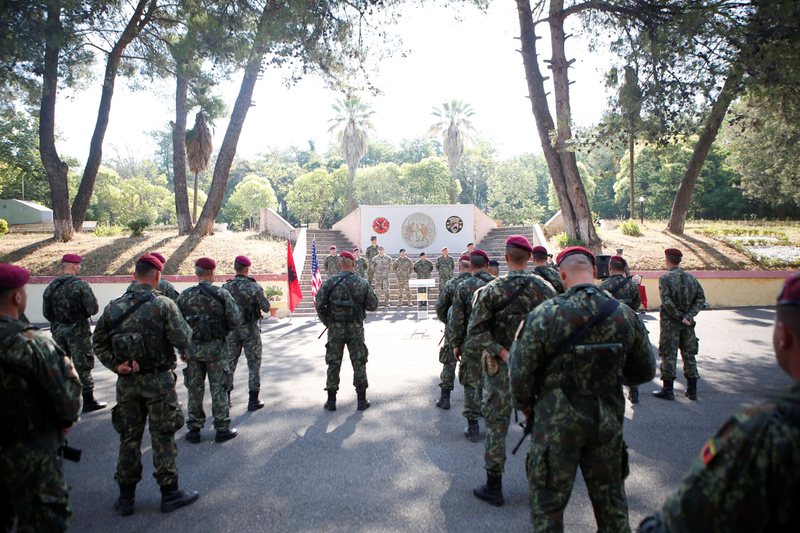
left=63, top=307, right=790, bottom=532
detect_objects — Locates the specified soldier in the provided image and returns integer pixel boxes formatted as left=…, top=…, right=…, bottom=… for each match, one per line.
left=434, top=254, right=472, bottom=409
left=460, top=242, right=475, bottom=257
left=436, top=247, right=455, bottom=288
left=448, top=249, right=495, bottom=442
left=43, top=253, right=106, bottom=412
left=638, top=276, right=800, bottom=533
left=365, top=236, right=380, bottom=285
left=323, top=246, right=341, bottom=278
left=125, top=252, right=179, bottom=301
left=414, top=252, right=434, bottom=280
left=177, top=257, right=242, bottom=444
left=653, top=248, right=706, bottom=401
left=315, top=251, right=379, bottom=411
left=468, top=236, right=557, bottom=506
left=601, top=255, right=643, bottom=403
left=509, top=246, right=655, bottom=531
left=487, top=260, right=500, bottom=278
left=393, top=248, right=414, bottom=307
left=532, top=245, right=564, bottom=293
left=93, top=255, right=199, bottom=515
left=370, top=246, right=393, bottom=307
left=353, top=247, right=369, bottom=280
left=222, top=255, right=271, bottom=412
left=0, top=263, right=83, bottom=531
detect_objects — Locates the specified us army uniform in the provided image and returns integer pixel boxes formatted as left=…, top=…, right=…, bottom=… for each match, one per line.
left=323, top=253, right=341, bottom=278
left=434, top=270, right=472, bottom=408
left=393, top=254, right=414, bottom=306
left=534, top=265, right=564, bottom=294
left=365, top=242, right=380, bottom=284
left=371, top=253, right=393, bottom=307
left=414, top=256, right=434, bottom=279
left=436, top=254, right=455, bottom=288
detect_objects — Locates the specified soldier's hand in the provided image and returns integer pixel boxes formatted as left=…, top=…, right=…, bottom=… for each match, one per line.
left=116, top=361, right=135, bottom=375
left=498, top=348, right=509, bottom=363
left=453, top=347, right=461, bottom=362
left=682, top=316, right=692, bottom=326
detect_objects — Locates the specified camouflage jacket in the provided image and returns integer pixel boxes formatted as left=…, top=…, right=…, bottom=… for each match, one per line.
left=447, top=271, right=495, bottom=349
left=601, top=274, right=641, bottom=310
left=436, top=256, right=455, bottom=278
left=324, top=254, right=342, bottom=276
left=414, top=259, right=434, bottom=279
left=659, top=268, right=706, bottom=323
left=315, top=271, right=379, bottom=327
left=127, top=278, right=180, bottom=301
left=534, top=265, right=564, bottom=294
left=509, top=284, right=655, bottom=416
left=222, top=274, right=270, bottom=325
left=393, top=257, right=414, bottom=279
left=658, top=380, right=800, bottom=532
left=177, top=281, right=242, bottom=360
left=371, top=255, right=393, bottom=278
left=436, top=272, right=472, bottom=324
left=365, top=244, right=380, bottom=263
left=355, top=257, right=369, bottom=279
left=94, top=284, right=192, bottom=371
left=42, top=274, right=98, bottom=337
left=0, top=316, right=82, bottom=447
left=467, top=270, right=556, bottom=357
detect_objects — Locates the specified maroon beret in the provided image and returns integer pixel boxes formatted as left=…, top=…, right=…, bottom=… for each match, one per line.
left=0, top=263, right=30, bottom=289
left=610, top=255, right=627, bottom=266
left=195, top=257, right=216, bottom=270
left=532, top=245, right=548, bottom=255
left=137, top=254, right=163, bottom=272
left=149, top=252, right=166, bottom=265
left=235, top=255, right=251, bottom=267
left=665, top=248, right=683, bottom=258
left=441, top=246, right=448, bottom=252
left=459, top=254, right=471, bottom=262
left=777, top=275, right=800, bottom=306
left=556, top=246, right=596, bottom=266
left=505, top=235, right=534, bottom=253
left=340, top=251, right=354, bottom=261
left=329, top=245, right=336, bottom=250
left=61, top=253, right=82, bottom=264
left=470, top=249, right=490, bottom=262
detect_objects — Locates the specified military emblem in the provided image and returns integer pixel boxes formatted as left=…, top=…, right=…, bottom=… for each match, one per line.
left=445, top=215, right=463, bottom=234
left=401, top=213, right=436, bottom=248
left=372, top=217, right=390, bottom=234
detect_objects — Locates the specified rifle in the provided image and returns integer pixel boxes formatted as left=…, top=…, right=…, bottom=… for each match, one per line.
left=511, top=415, right=533, bottom=455
left=317, top=327, right=328, bottom=339
left=59, top=440, right=82, bottom=462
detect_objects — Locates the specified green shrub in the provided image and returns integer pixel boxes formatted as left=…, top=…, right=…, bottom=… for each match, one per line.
left=553, top=232, right=584, bottom=248
left=619, top=219, right=643, bottom=237
left=94, top=224, right=123, bottom=237
left=0, top=218, right=8, bottom=237
left=123, top=205, right=156, bottom=237
left=264, top=286, right=284, bottom=301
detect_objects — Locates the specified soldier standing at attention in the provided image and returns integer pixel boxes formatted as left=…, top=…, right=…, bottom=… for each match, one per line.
left=468, top=236, right=557, bottom=506
left=315, top=251, right=379, bottom=411
left=434, top=254, right=472, bottom=409
left=414, top=252, right=434, bottom=280
left=126, top=252, right=179, bottom=301
left=436, top=247, right=455, bottom=288
left=43, top=253, right=106, bottom=412
left=365, top=236, right=380, bottom=286
left=93, top=255, right=199, bottom=516
left=653, top=248, right=706, bottom=401
left=393, top=248, right=414, bottom=307
left=509, top=247, right=655, bottom=531
left=487, top=260, right=500, bottom=278
left=370, top=246, right=393, bottom=307
left=323, top=245, right=341, bottom=279
left=222, top=255, right=271, bottom=412
left=448, top=250, right=495, bottom=442
left=353, top=247, right=369, bottom=279
left=177, top=257, right=242, bottom=444
left=532, top=245, right=564, bottom=293
left=460, top=242, right=475, bottom=257
left=638, top=275, right=800, bottom=533
left=601, top=255, right=643, bottom=403
left=0, top=263, right=82, bottom=531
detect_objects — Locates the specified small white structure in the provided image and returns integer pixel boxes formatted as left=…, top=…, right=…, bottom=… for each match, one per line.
left=0, top=199, right=53, bottom=225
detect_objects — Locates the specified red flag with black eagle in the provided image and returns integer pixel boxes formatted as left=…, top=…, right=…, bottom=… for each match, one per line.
left=287, top=240, right=302, bottom=313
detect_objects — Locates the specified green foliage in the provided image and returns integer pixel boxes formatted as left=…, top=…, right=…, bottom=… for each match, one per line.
left=457, top=143, right=494, bottom=209
left=619, top=219, right=643, bottom=237
left=0, top=218, right=8, bottom=236
left=223, top=174, right=277, bottom=230
left=0, top=110, right=50, bottom=205
left=286, top=168, right=334, bottom=226
left=553, top=232, right=584, bottom=248
left=399, top=157, right=454, bottom=204
left=264, top=286, right=284, bottom=301
left=354, top=163, right=402, bottom=205
left=94, top=224, right=123, bottom=237
left=488, top=154, right=549, bottom=225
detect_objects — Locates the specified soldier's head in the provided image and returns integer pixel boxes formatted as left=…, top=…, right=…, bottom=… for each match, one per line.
left=234, top=255, right=251, bottom=275
left=0, top=263, right=30, bottom=318
left=556, top=247, right=596, bottom=288
left=399, top=248, right=406, bottom=258
left=371, top=236, right=377, bottom=244
left=488, top=260, right=500, bottom=277
left=665, top=248, right=682, bottom=268
left=378, top=246, right=385, bottom=256
left=420, top=252, right=427, bottom=260
left=531, top=246, right=549, bottom=266
left=466, top=242, right=475, bottom=252
left=609, top=255, right=627, bottom=275
left=505, top=235, right=533, bottom=269
left=330, top=245, right=337, bottom=256
left=61, top=253, right=82, bottom=275
left=441, top=247, right=449, bottom=257
left=469, top=250, right=489, bottom=272
left=135, top=254, right=163, bottom=288
left=194, top=257, right=216, bottom=282
left=353, top=247, right=360, bottom=259
left=339, top=251, right=355, bottom=271
left=458, top=254, right=471, bottom=272
left=775, top=276, right=800, bottom=380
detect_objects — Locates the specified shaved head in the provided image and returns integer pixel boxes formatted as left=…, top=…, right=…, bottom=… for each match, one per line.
left=559, top=254, right=596, bottom=288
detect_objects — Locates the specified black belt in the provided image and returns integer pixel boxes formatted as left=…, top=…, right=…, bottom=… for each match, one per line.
left=136, top=365, right=172, bottom=375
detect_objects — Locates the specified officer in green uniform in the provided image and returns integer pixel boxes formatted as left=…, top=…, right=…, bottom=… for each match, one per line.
left=436, top=247, right=455, bottom=288
left=414, top=252, right=434, bottom=279
left=353, top=247, right=369, bottom=279
left=532, top=245, right=564, bottom=293
left=434, top=254, right=472, bottom=409
left=323, top=246, right=341, bottom=279
left=366, top=236, right=380, bottom=285
left=370, top=246, right=393, bottom=307
left=393, top=249, right=414, bottom=307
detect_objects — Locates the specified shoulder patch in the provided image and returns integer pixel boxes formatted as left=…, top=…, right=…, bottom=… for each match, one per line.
left=701, top=437, right=718, bottom=465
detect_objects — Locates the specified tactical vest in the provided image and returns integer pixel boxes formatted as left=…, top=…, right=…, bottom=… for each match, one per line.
left=108, top=291, right=173, bottom=369
left=183, top=285, right=229, bottom=342
left=325, top=273, right=362, bottom=323
left=47, top=276, right=86, bottom=324
left=224, top=277, right=261, bottom=324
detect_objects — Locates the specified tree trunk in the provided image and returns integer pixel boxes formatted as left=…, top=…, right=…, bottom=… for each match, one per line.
left=667, top=66, right=744, bottom=234
left=629, top=133, right=635, bottom=218
left=40, top=0, right=73, bottom=242
left=347, top=165, right=355, bottom=213
left=173, top=65, right=192, bottom=235
left=71, top=0, right=155, bottom=231
left=192, top=171, right=199, bottom=223
left=449, top=171, right=458, bottom=204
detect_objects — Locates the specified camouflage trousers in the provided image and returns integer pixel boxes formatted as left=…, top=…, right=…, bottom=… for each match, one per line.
left=53, top=331, right=95, bottom=393
left=184, top=359, right=230, bottom=431
left=483, top=357, right=512, bottom=475
left=397, top=277, right=411, bottom=306
left=112, top=370, right=183, bottom=488
left=226, top=323, right=262, bottom=393
left=526, top=392, right=629, bottom=532
left=325, top=323, right=369, bottom=392
left=374, top=276, right=390, bottom=306
left=458, top=347, right=483, bottom=421
left=659, top=316, right=700, bottom=381
left=0, top=433, right=71, bottom=533
left=438, top=274, right=452, bottom=290
left=438, top=341, right=455, bottom=391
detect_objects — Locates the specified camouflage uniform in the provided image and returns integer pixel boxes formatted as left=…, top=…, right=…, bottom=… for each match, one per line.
left=436, top=255, right=455, bottom=288
left=354, top=257, right=369, bottom=279
left=323, top=254, right=341, bottom=278
left=435, top=271, right=472, bottom=392
left=315, top=271, right=379, bottom=392
left=93, top=284, right=192, bottom=489
left=601, top=274, right=642, bottom=310
left=127, top=279, right=180, bottom=301
left=222, top=275, right=270, bottom=394
left=371, top=255, right=393, bottom=306
left=467, top=271, right=556, bottom=476
left=365, top=244, right=380, bottom=284
left=177, top=281, right=242, bottom=432
left=43, top=274, right=99, bottom=394
left=393, top=256, right=414, bottom=306
left=658, top=268, right=706, bottom=381
left=534, top=265, right=564, bottom=294
left=0, top=316, right=82, bottom=532
left=509, top=284, right=656, bottom=532
left=414, top=258, right=434, bottom=279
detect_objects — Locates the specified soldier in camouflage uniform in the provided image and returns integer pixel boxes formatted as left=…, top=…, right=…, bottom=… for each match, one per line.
left=222, top=255, right=271, bottom=412
left=434, top=254, right=472, bottom=409
left=323, top=246, right=341, bottom=279
left=353, top=247, right=369, bottom=279
left=653, top=248, right=706, bottom=401
left=638, top=275, right=800, bottom=533
left=487, top=260, right=500, bottom=278
left=93, top=255, right=199, bottom=516
left=43, top=253, right=106, bottom=412
left=460, top=242, right=475, bottom=258
left=0, top=263, right=83, bottom=532
left=365, top=236, right=380, bottom=285
left=448, top=250, right=495, bottom=441
left=393, top=248, right=414, bottom=307
left=468, top=236, right=557, bottom=506
left=509, top=246, right=655, bottom=532
left=370, top=246, right=393, bottom=307
left=601, top=255, right=643, bottom=403
left=532, top=245, right=564, bottom=293
left=315, top=251, right=379, bottom=411
left=436, top=247, right=455, bottom=288
left=177, top=257, right=242, bottom=444
left=414, top=252, right=434, bottom=280
left=125, top=252, right=179, bottom=301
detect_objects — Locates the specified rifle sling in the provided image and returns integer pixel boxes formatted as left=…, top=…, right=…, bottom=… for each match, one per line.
left=109, top=293, right=155, bottom=334
left=199, top=284, right=226, bottom=310
left=495, top=278, right=534, bottom=313
left=610, top=276, right=633, bottom=298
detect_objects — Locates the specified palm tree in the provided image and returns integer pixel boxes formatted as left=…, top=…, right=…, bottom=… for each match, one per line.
left=430, top=100, right=475, bottom=203
left=186, top=111, right=213, bottom=224
left=329, top=96, right=373, bottom=213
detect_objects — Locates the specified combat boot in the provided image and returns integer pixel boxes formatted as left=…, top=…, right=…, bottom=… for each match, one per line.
left=435, top=389, right=451, bottom=410
left=160, top=483, right=199, bottom=513
left=686, top=378, right=698, bottom=400
left=215, top=428, right=238, bottom=443
left=114, top=484, right=136, bottom=516
left=82, top=391, right=107, bottom=413
left=464, top=419, right=481, bottom=442
left=185, top=428, right=201, bottom=444
left=628, top=386, right=639, bottom=404
left=473, top=473, right=504, bottom=507
left=324, top=391, right=337, bottom=411
left=356, top=388, right=371, bottom=411
left=247, top=390, right=265, bottom=411
left=653, top=380, right=675, bottom=400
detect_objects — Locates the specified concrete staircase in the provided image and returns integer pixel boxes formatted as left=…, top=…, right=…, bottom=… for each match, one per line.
left=474, top=226, right=543, bottom=275
left=293, top=230, right=358, bottom=316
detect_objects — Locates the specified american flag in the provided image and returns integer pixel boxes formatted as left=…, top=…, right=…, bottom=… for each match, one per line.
left=311, top=239, right=323, bottom=302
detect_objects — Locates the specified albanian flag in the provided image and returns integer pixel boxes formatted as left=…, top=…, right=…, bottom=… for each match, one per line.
left=287, top=240, right=302, bottom=313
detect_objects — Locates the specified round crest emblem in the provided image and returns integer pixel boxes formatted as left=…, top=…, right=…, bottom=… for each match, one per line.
left=372, top=217, right=390, bottom=234
left=401, top=213, right=436, bottom=248
left=445, top=215, right=463, bottom=234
